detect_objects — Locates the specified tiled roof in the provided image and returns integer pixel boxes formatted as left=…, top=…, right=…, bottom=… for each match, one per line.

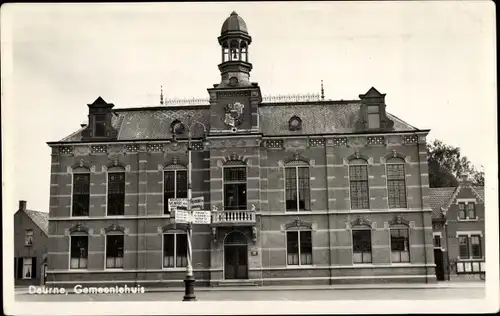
left=58, top=101, right=419, bottom=142
left=472, top=186, right=485, bottom=201
left=429, top=185, right=485, bottom=220
left=24, top=209, right=49, bottom=235
left=429, top=187, right=456, bottom=219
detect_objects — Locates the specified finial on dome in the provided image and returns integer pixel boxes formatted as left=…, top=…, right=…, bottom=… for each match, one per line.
left=231, top=11, right=238, bottom=16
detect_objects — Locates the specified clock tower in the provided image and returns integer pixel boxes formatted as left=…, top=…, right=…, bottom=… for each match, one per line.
left=207, top=11, right=262, bottom=134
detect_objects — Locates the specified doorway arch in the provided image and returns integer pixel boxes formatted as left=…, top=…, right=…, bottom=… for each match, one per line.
left=224, top=231, right=248, bottom=280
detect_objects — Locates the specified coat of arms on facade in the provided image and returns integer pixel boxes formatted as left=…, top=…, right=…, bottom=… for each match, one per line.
left=224, top=102, right=244, bottom=127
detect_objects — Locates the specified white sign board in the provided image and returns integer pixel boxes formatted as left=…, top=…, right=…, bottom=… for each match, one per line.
left=168, top=198, right=188, bottom=213
left=175, top=197, right=204, bottom=211
left=175, top=210, right=190, bottom=223
left=192, top=211, right=211, bottom=224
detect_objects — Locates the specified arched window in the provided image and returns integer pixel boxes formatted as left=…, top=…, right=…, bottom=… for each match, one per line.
left=390, top=224, right=410, bottom=263
left=223, top=161, right=247, bottom=210
left=72, top=167, right=90, bottom=217
left=349, top=158, right=369, bottom=209
left=240, top=41, right=248, bottom=62
left=230, top=40, right=240, bottom=61
left=285, top=160, right=310, bottom=211
left=385, top=157, right=407, bottom=209
left=105, top=232, right=124, bottom=269
left=107, top=166, right=125, bottom=216
left=70, top=232, right=88, bottom=269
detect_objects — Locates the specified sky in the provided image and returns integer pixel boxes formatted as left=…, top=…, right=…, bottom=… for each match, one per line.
left=1, top=1, right=497, bottom=213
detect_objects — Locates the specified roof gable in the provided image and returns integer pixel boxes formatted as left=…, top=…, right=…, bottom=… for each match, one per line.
left=23, top=210, right=49, bottom=235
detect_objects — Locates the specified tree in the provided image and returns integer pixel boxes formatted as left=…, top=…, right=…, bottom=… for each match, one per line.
left=426, top=139, right=484, bottom=188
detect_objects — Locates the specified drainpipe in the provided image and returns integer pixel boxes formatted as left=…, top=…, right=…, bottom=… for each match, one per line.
left=445, top=219, right=451, bottom=281
left=136, top=151, right=140, bottom=286
left=325, top=152, right=332, bottom=285
left=417, top=140, right=428, bottom=283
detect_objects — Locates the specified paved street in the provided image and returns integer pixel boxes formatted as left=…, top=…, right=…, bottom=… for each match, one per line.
left=16, top=287, right=485, bottom=302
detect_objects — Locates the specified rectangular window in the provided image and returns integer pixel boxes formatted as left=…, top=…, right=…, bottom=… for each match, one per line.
left=94, top=114, right=107, bottom=137
left=390, top=228, right=410, bottom=263
left=25, top=229, right=34, bottom=246
left=286, top=231, right=312, bottom=266
left=285, top=166, right=310, bottom=211
left=22, top=258, right=33, bottom=279
left=107, top=172, right=125, bottom=216
left=164, top=170, right=188, bottom=214
left=106, top=235, right=124, bottom=269
left=72, top=174, right=90, bottom=217
left=349, top=165, right=369, bottom=209
left=163, top=233, right=187, bottom=268
left=352, top=229, right=372, bottom=263
left=223, top=167, right=247, bottom=210
left=433, top=235, right=442, bottom=248
left=467, top=203, right=476, bottom=219
left=458, top=235, right=469, bottom=258
left=458, top=203, right=466, bottom=219
left=367, top=105, right=380, bottom=129
left=70, top=235, right=88, bottom=269
left=386, top=164, right=407, bottom=208
left=470, top=235, right=482, bottom=259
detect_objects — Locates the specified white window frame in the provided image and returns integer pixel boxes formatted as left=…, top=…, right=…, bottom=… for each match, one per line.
left=162, top=232, right=188, bottom=269
left=22, top=257, right=33, bottom=279
left=163, top=167, right=188, bottom=215
left=106, top=168, right=126, bottom=217
left=432, top=232, right=445, bottom=251
left=69, top=233, right=89, bottom=270
left=70, top=168, right=91, bottom=218
left=25, top=229, right=34, bottom=246
left=104, top=232, right=125, bottom=270
left=456, top=231, right=484, bottom=261
left=222, top=164, right=248, bottom=211
left=283, top=162, right=311, bottom=212
left=285, top=230, right=313, bottom=267
left=389, top=225, right=411, bottom=264
left=348, top=159, right=370, bottom=210
left=384, top=158, right=408, bottom=209
left=456, top=200, right=479, bottom=221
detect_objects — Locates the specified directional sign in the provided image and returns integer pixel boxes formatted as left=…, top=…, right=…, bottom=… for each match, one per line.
left=176, top=197, right=204, bottom=211
left=175, top=210, right=190, bottom=223
left=192, top=210, right=211, bottom=224
left=168, top=198, right=188, bottom=214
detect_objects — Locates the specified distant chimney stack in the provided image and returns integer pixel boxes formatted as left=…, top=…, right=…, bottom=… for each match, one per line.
left=460, top=173, right=470, bottom=183
left=19, top=200, right=27, bottom=211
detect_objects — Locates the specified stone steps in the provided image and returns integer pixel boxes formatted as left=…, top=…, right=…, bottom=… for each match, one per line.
left=214, top=280, right=260, bottom=287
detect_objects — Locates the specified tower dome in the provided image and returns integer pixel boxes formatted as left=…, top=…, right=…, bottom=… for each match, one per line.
left=221, top=11, right=248, bottom=34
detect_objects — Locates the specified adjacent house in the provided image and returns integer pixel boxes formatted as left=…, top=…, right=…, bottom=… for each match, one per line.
left=430, top=175, right=485, bottom=281
left=14, top=200, right=49, bottom=286
left=45, top=11, right=435, bottom=288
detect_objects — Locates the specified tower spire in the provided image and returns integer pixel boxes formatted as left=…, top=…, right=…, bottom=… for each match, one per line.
left=321, top=80, right=325, bottom=100
left=160, top=85, right=164, bottom=105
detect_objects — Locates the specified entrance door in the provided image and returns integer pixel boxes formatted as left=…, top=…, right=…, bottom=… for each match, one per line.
left=224, top=231, right=248, bottom=280
left=434, top=248, right=446, bottom=281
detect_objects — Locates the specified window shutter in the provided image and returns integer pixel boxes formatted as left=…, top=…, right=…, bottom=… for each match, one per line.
left=32, top=257, right=37, bottom=279
left=17, top=258, right=23, bottom=279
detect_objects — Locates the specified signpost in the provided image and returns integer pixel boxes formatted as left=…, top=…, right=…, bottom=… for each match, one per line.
left=172, top=197, right=210, bottom=225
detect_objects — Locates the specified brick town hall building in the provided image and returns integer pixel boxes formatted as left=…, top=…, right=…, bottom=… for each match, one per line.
left=46, top=11, right=435, bottom=287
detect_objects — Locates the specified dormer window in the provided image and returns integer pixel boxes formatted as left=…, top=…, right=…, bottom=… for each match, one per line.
left=171, top=120, right=185, bottom=135
left=288, top=116, right=302, bottom=131
left=367, top=105, right=380, bottom=129
left=94, top=114, right=107, bottom=137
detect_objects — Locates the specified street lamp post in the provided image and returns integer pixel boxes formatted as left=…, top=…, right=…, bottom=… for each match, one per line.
left=177, top=114, right=209, bottom=302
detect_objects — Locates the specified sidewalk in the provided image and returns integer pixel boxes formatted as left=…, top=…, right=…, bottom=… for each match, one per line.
left=15, top=281, right=485, bottom=295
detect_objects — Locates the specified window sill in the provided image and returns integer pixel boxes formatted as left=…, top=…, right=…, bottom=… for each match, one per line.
left=457, top=258, right=484, bottom=262
left=390, top=262, right=412, bottom=266
left=105, top=268, right=124, bottom=271
left=69, top=268, right=90, bottom=271
left=285, top=265, right=315, bottom=268
left=162, top=267, right=188, bottom=271
left=22, top=277, right=33, bottom=280
left=352, top=263, right=374, bottom=266
left=457, top=218, right=479, bottom=222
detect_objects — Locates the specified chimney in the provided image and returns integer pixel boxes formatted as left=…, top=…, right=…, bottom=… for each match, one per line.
left=459, top=173, right=470, bottom=183
left=19, top=200, right=27, bottom=211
